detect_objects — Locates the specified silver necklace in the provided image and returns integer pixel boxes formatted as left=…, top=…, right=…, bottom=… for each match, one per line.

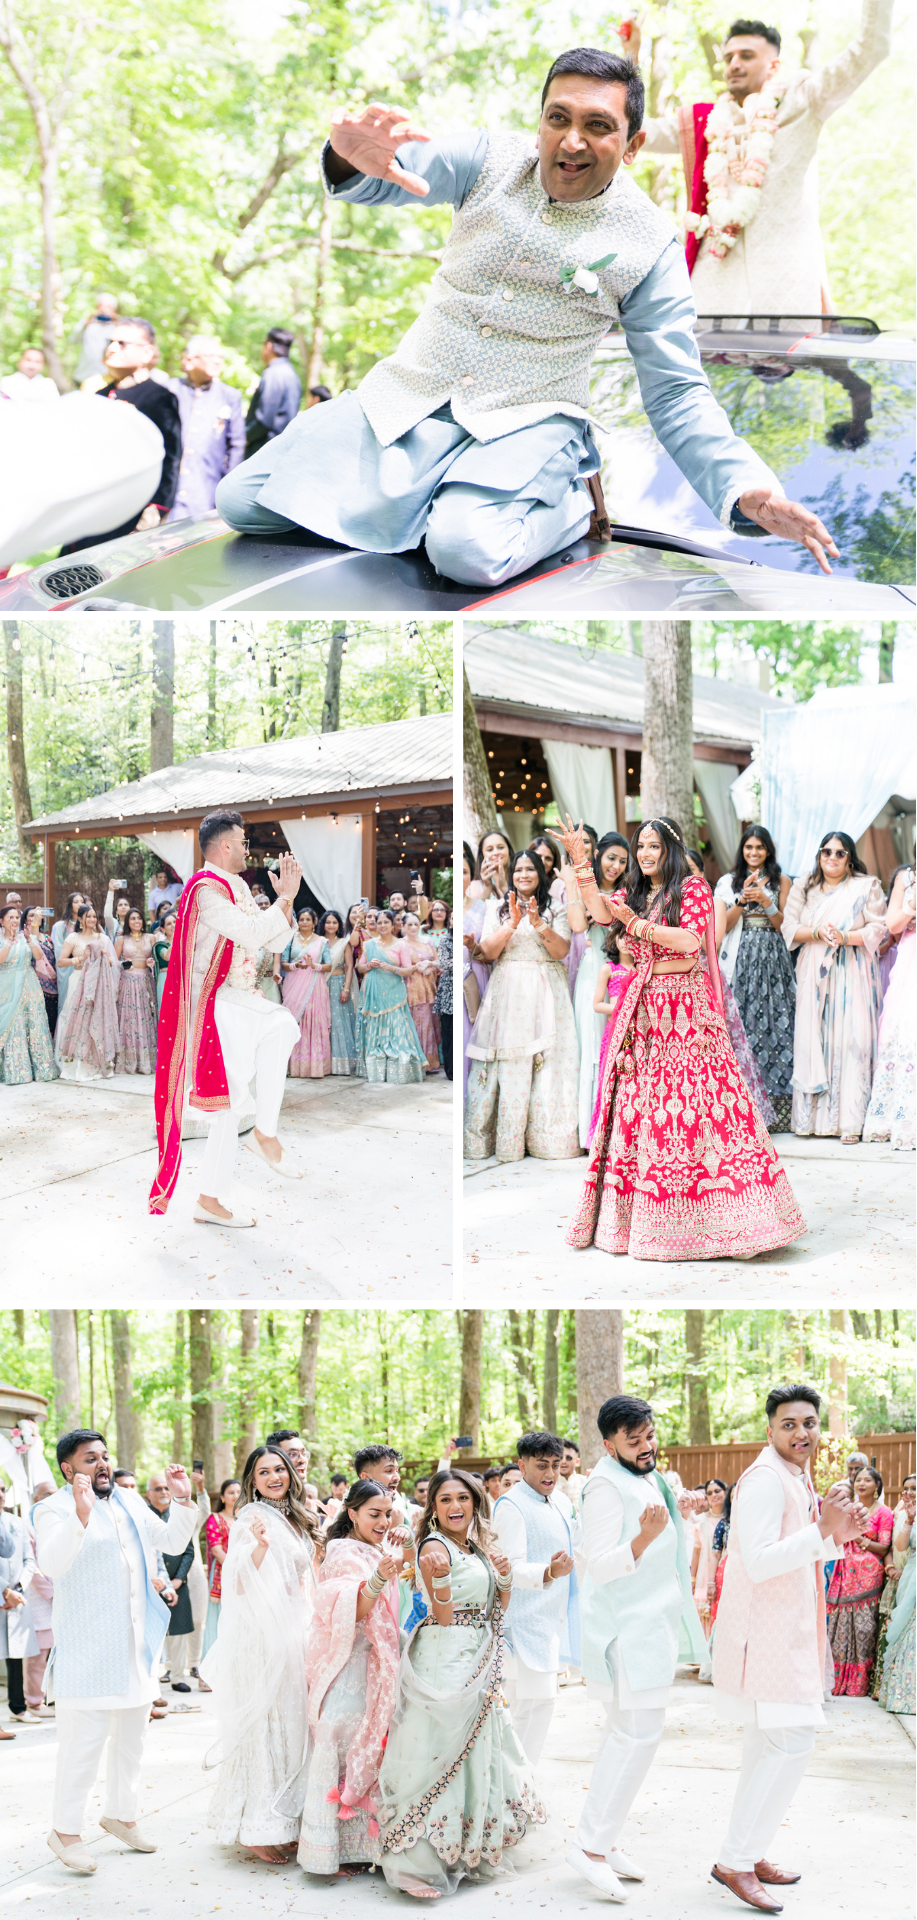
left=259, top=1493, right=291, bottom=1516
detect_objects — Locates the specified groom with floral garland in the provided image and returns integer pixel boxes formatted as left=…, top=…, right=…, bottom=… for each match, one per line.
left=217, top=46, right=839, bottom=588
left=631, top=7, right=893, bottom=316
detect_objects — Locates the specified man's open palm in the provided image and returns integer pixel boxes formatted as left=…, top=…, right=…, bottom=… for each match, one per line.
left=737, top=489, right=839, bottom=574
left=330, top=103, right=431, bottom=197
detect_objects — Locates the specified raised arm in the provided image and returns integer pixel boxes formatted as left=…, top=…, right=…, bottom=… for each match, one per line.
left=797, top=0, right=893, bottom=121
left=323, top=107, right=488, bottom=208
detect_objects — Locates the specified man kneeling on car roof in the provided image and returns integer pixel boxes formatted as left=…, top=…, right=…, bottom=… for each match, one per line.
left=215, top=49, right=838, bottom=589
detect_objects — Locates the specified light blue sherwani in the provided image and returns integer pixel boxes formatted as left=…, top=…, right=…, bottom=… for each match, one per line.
left=580, top=1455, right=706, bottom=1694
left=216, top=129, right=776, bottom=585
left=495, top=1478, right=581, bottom=1672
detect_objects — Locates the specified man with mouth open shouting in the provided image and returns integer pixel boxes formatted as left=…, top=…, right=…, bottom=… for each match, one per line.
left=216, top=47, right=838, bottom=588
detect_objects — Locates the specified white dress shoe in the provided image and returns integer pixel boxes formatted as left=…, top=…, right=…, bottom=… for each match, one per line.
left=48, top=1831, right=97, bottom=1874
left=608, top=1848, right=645, bottom=1881
left=566, top=1845, right=628, bottom=1901
left=193, top=1203, right=257, bottom=1228
left=243, top=1134, right=303, bottom=1179
left=100, top=1816, right=157, bottom=1852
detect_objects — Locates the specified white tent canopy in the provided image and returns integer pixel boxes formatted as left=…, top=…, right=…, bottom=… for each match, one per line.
left=760, top=684, right=916, bottom=876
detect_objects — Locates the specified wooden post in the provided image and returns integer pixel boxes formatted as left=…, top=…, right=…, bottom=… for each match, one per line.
left=613, top=746, right=627, bottom=838
left=192, top=822, right=202, bottom=874
left=361, top=807, right=377, bottom=903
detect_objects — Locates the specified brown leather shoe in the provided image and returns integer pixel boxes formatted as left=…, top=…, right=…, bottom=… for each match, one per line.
left=711, top=1866, right=783, bottom=1912
left=755, top=1861, right=801, bottom=1886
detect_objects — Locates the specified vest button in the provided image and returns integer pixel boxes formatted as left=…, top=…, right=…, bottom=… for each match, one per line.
left=502, top=288, right=513, bottom=301
left=480, top=326, right=493, bottom=338
left=541, top=211, right=552, bottom=223
left=461, top=376, right=473, bottom=386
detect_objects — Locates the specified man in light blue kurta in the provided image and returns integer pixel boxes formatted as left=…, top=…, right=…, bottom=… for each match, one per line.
left=216, top=49, right=838, bottom=587
left=492, top=1429, right=580, bottom=1764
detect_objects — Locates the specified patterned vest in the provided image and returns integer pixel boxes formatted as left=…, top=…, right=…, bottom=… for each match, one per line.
left=496, top=1480, right=580, bottom=1672
left=48, top=1489, right=169, bottom=1699
left=357, top=132, right=677, bottom=446
left=712, top=1447, right=826, bottom=1703
left=580, top=1456, right=702, bottom=1692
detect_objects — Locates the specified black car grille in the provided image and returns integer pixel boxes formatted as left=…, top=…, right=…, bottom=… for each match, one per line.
left=40, top=563, right=106, bottom=601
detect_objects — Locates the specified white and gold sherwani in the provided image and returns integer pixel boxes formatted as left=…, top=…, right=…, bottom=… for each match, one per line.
left=217, top=130, right=779, bottom=585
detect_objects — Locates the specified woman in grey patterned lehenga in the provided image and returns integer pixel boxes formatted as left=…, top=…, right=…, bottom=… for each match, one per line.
left=714, top=826, right=797, bottom=1131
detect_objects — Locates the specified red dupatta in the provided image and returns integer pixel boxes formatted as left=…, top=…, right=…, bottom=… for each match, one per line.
left=679, top=101, right=714, bottom=276
left=148, top=869, right=235, bottom=1215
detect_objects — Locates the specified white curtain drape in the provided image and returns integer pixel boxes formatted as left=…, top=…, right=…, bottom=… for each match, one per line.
left=729, top=761, right=762, bottom=828
left=541, top=740, right=617, bottom=835
left=760, top=685, right=917, bottom=877
left=134, top=828, right=197, bottom=882
left=692, top=760, right=741, bottom=871
left=280, top=814, right=363, bottom=915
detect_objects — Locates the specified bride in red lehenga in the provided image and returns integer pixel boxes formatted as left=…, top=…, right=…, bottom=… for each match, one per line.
left=561, top=816, right=806, bottom=1261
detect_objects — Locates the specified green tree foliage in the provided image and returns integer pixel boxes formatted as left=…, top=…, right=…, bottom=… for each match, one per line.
left=1, top=1307, right=911, bottom=1486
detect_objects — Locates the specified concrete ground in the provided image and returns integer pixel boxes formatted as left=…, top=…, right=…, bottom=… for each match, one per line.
left=1, top=1674, right=912, bottom=1920
left=0, top=1071, right=454, bottom=1299
left=463, top=1135, right=914, bottom=1302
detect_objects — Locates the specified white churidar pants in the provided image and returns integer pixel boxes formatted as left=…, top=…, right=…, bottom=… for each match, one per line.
left=163, top=1632, right=195, bottom=1678
left=186, top=1552, right=208, bottom=1669
left=504, top=1652, right=558, bottom=1765
left=718, top=1725, right=815, bottom=1871
left=52, top=1704, right=151, bottom=1832
left=576, top=1702, right=668, bottom=1856
left=198, top=997, right=298, bottom=1199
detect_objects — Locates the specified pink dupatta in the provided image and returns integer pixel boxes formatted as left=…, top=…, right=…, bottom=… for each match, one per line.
left=306, top=1537, right=400, bottom=1820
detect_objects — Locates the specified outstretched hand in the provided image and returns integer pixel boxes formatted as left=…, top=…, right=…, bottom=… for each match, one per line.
left=329, top=103, right=431, bottom=197
left=559, top=814, right=587, bottom=867
left=268, top=854, right=303, bottom=904
left=736, top=489, right=839, bottom=574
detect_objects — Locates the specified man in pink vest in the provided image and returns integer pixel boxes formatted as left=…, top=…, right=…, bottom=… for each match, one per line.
left=711, top=1383, right=868, bottom=1912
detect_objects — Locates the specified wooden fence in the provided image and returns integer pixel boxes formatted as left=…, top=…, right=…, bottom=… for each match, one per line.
left=661, top=1433, right=916, bottom=1502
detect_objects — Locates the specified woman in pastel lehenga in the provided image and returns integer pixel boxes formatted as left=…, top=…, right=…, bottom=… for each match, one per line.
left=462, top=843, right=491, bottom=1101
left=319, top=909, right=357, bottom=1074
left=55, top=905, right=120, bottom=1081
left=402, top=911, right=442, bottom=1072
left=464, top=848, right=580, bottom=1163
left=282, top=907, right=332, bottom=1078
left=877, top=1498, right=916, bottom=1716
left=713, top=825, right=796, bottom=1131
left=24, top=907, right=59, bottom=1040
left=561, top=816, right=806, bottom=1261
left=114, top=908, right=157, bottom=1074
left=0, top=906, right=59, bottom=1085
left=686, top=847, right=776, bottom=1128
left=298, top=1479, right=405, bottom=1879
left=863, top=865, right=915, bottom=1151
left=423, top=896, right=450, bottom=954
left=783, top=831, right=886, bottom=1143
left=872, top=1474, right=916, bottom=1699
left=201, top=1477, right=241, bottom=1660
left=356, top=910, right=426, bottom=1085
left=203, top=1446, right=317, bottom=1863
left=827, top=1466, right=895, bottom=1696
left=51, top=890, right=86, bottom=1019
left=378, top=1466, right=545, bottom=1898
left=568, top=831, right=631, bottom=1149
left=531, top=829, right=585, bottom=994
left=692, top=1479, right=728, bottom=1641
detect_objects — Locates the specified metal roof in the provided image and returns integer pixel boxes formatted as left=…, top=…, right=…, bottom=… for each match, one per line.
left=464, top=624, right=786, bottom=747
left=26, top=710, right=452, bottom=833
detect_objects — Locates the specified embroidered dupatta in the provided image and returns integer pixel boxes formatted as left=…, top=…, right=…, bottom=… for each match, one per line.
left=306, top=1536, right=401, bottom=1816
left=149, top=869, right=235, bottom=1215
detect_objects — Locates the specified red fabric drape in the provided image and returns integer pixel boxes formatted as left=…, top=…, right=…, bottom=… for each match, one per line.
left=685, top=102, right=714, bottom=276
left=149, top=869, right=234, bottom=1215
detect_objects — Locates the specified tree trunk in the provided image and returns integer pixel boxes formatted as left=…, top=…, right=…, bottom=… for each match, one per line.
left=235, top=1309, right=260, bottom=1476
left=172, top=1310, right=185, bottom=1456
left=12, top=1309, right=25, bottom=1344
left=506, top=1310, right=536, bottom=1431
left=3, top=622, right=34, bottom=862
left=207, top=621, right=218, bottom=746
left=109, top=1311, right=138, bottom=1471
left=828, top=1309, right=848, bottom=1439
left=306, top=193, right=334, bottom=392
left=297, top=1311, right=322, bottom=1443
left=189, top=1310, right=214, bottom=1493
left=150, top=621, right=175, bottom=770
left=640, top=621, right=695, bottom=834
left=575, top=1310, right=624, bottom=1469
left=321, top=625, right=345, bottom=732
left=49, top=1309, right=80, bottom=1434
left=210, top=1315, right=234, bottom=1487
left=463, top=665, right=497, bottom=849
left=685, top=1310, right=712, bottom=1444
left=542, top=1309, right=560, bottom=1434
left=457, top=1311, right=483, bottom=1448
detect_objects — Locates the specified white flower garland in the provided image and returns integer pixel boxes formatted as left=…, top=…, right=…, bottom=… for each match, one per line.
left=685, top=86, right=780, bottom=261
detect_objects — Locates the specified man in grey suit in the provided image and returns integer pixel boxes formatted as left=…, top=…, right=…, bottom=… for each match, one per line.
left=245, top=327, right=302, bottom=455
left=170, top=336, right=246, bottom=520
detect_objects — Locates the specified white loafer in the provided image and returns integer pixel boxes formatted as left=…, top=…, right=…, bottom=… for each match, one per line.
left=48, top=1831, right=97, bottom=1874
left=243, top=1135, right=303, bottom=1180
left=100, top=1816, right=157, bottom=1852
left=608, top=1848, right=645, bottom=1882
left=566, top=1845, right=628, bottom=1902
left=193, top=1204, right=256, bottom=1228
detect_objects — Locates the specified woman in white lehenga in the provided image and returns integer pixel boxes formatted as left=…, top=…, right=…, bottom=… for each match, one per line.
left=782, top=832, right=886, bottom=1143
left=203, top=1445, right=318, bottom=1862
left=863, top=867, right=915, bottom=1151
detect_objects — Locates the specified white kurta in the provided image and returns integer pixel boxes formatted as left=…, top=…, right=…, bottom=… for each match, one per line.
left=494, top=1491, right=572, bottom=1701
left=579, top=1474, right=669, bottom=1710
left=715, top=1461, right=840, bottom=1729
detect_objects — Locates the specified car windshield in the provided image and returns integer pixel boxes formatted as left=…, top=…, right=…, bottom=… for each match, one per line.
left=590, top=339, right=916, bottom=584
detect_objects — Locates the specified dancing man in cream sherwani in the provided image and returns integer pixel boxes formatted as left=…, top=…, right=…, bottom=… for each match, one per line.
left=34, top=1432, right=199, bottom=1876
left=711, top=1384, right=869, bottom=1913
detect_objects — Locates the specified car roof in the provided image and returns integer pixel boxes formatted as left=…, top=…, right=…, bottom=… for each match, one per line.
left=597, top=315, right=916, bottom=363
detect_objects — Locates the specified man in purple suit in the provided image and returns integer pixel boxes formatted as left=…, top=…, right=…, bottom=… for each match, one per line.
left=170, top=337, right=246, bottom=521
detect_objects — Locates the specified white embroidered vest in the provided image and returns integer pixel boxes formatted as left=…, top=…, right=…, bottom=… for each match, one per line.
left=357, top=132, right=677, bottom=446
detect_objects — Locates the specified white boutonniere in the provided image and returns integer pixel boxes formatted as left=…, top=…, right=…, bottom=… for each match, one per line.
left=559, top=251, right=618, bottom=295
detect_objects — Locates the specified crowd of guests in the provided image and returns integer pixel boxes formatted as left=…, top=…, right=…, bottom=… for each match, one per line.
left=462, top=821, right=915, bottom=1163
left=3, top=299, right=334, bottom=552
left=0, top=869, right=453, bottom=1088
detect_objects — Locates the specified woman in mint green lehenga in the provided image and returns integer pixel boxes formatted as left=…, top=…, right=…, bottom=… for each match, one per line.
left=379, top=1467, right=544, bottom=1898
left=355, top=909, right=426, bottom=1086
left=0, top=906, right=58, bottom=1085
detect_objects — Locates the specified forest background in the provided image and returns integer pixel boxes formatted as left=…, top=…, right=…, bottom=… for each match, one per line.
left=2, top=0, right=914, bottom=396
left=2, top=1305, right=913, bottom=1488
